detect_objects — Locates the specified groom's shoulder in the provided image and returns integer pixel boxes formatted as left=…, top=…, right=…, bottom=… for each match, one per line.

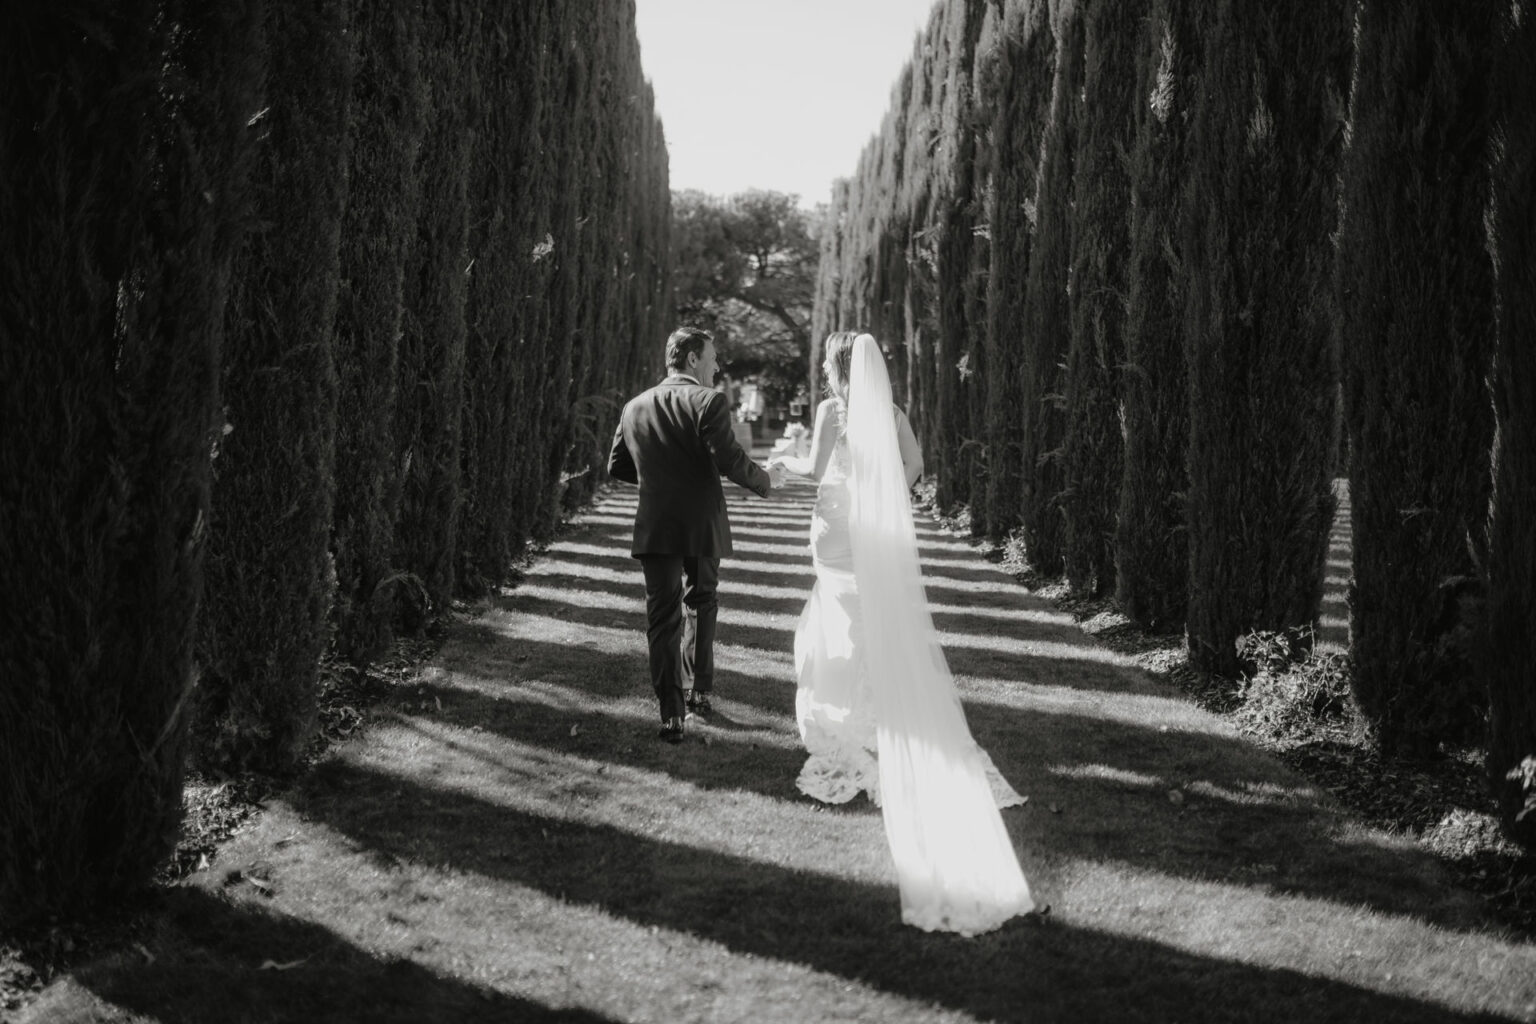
left=626, top=378, right=713, bottom=414
left=652, top=376, right=720, bottom=405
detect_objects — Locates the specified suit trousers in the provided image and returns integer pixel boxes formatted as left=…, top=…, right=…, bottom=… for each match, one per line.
left=639, top=555, right=719, bottom=721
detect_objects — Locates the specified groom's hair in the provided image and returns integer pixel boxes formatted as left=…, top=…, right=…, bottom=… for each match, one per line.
left=665, top=327, right=712, bottom=372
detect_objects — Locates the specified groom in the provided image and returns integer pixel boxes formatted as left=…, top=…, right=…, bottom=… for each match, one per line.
left=607, top=327, right=782, bottom=743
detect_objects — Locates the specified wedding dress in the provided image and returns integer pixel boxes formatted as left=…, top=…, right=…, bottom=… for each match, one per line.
left=792, top=335, right=1034, bottom=936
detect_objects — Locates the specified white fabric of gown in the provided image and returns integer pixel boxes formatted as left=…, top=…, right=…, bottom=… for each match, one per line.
left=792, top=380, right=1034, bottom=935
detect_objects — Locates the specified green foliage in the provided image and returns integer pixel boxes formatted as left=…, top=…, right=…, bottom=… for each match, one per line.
left=394, top=1, right=479, bottom=627
left=1337, top=0, right=1498, bottom=756
left=0, top=0, right=263, bottom=923
left=1060, top=0, right=1142, bottom=598
left=1486, top=2, right=1536, bottom=850
left=1232, top=632, right=1355, bottom=743
left=982, top=0, right=1055, bottom=541
left=1116, top=0, right=1195, bottom=632
left=1180, top=1, right=1350, bottom=676
left=1017, top=0, right=1085, bottom=577
left=333, top=0, right=428, bottom=665
left=0, top=0, right=669, bottom=922
left=808, top=0, right=1524, bottom=821
left=965, top=3, right=1004, bottom=536
left=458, top=2, right=549, bottom=595
left=460, top=0, right=669, bottom=594
left=932, top=0, right=989, bottom=513
left=808, top=180, right=850, bottom=401
left=195, top=0, right=353, bottom=775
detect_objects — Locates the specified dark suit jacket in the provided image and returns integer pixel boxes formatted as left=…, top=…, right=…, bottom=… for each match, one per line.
left=607, top=375, right=770, bottom=558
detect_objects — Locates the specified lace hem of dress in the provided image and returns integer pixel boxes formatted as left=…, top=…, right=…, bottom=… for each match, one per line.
left=797, top=744, right=1026, bottom=812
left=796, top=750, right=881, bottom=806
left=900, top=890, right=1037, bottom=937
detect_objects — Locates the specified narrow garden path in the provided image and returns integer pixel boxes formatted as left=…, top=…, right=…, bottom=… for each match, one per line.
left=30, top=472, right=1536, bottom=1023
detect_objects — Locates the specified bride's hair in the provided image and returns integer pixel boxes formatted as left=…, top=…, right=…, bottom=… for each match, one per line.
left=822, top=331, right=861, bottom=400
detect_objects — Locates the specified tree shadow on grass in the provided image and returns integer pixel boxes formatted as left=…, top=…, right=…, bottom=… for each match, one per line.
left=402, top=659, right=1488, bottom=933
left=55, top=887, right=610, bottom=1024
left=477, top=488, right=1504, bottom=940
left=409, top=668, right=815, bottom=805
left=289, top=760, right=1500, bottom=1024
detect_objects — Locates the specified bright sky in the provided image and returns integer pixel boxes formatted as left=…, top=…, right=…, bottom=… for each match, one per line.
left=634, top=0, right=941, bottom=209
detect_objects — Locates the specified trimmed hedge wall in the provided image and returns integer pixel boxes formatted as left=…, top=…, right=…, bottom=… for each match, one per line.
left=1337, top=0, right=1498, bottom=755
left=194, top=0, right=353, bottom=776
left=1486, top=6, right=1536, bottom=847
left=333, top=0, right=429, bottom=664
left=982, top=0, right=1056, bottom=542
left=2, top=0, right=672, bottom=921
left=1180, top=2, right=1351, bottom=676
left=1116, top=0, right=1196, bottom=633
left=1, top=0, right=264, bottom=921
left=1060, top=0, right=1141, bottom=598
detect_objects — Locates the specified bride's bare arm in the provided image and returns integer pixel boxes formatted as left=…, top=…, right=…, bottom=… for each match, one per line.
left=772, top=398, right=840, bottom=480
left=896, top=408, right=923, bottom=489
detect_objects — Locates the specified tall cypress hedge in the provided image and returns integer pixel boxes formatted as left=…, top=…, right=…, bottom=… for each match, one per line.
left=1337, top=0, right=1497, bottom=755
left=333, top=0, right=427, bottom=664
left=1060, top=0, right=1141, bottom=597
left=458, top=1, right=548, bottom=595
left=394, top=2, right=478, bottom=625
left=539, top=8, right=595, bottom=529
left=508, top=0, right=567, bottom=552
left=1181, top=1, right=1351, bottom=677
left=1487, top=4, right=1536, bottom=848
left=548, top=28, right=600, bottom=520
left=462, top=0, right=669, bottom=593
left=1018, top=0, right=1084, bottom=577
left=932, top=0, right=987, bottom=512
left=194, top=0, right=353, bottom=773
left=982, top=0, right=1056, bottom=540
left=809, top=180, right=849, bottom=400
left=549, top=1, right=672, bottom=526
left=0, top=0, right=263, bottom=921
left=966, top=2, right=1005, bottom=535
left=1116, top=0, right=1196, bottom=632
left=900, top=11, right=944, bottom=479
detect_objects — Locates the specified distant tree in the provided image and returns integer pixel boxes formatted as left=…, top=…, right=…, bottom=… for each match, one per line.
left=1486, top=3, right=1536, bottom=849
left=672, top=189, right=818, bottom=408
left=1060, top=0, right=1142, bottom=598
left=1338, top=0, right=1497, bottom=755
left=1117, top=0, right=1197, bottom=632
left=1181, top=1, right=1352, bottom=677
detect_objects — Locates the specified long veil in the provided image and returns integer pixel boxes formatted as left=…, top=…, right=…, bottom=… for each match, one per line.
left=845, top=333, right=1034, bottom=935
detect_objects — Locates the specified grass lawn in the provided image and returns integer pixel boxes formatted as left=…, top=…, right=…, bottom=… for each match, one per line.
left=20, top=473, right=1536, bottom=1023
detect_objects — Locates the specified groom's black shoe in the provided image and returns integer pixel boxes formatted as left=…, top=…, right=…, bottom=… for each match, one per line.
left=686, top=691, right=713, bottom=717
left=658, top=716, right=686, bottom=744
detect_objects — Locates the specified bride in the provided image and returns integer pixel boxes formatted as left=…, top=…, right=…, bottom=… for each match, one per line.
left=768, top=331, right=1035, bottom=936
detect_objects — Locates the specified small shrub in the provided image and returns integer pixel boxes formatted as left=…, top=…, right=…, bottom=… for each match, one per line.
left=1232, top=630, right=1356, bottom=742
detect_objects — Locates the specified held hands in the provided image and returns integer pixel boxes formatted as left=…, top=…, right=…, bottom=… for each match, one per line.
left=766, top=460, right=788, bottom=491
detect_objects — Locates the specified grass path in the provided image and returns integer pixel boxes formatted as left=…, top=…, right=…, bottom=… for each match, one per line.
left=28, top=472, right=1536, bottom=1023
